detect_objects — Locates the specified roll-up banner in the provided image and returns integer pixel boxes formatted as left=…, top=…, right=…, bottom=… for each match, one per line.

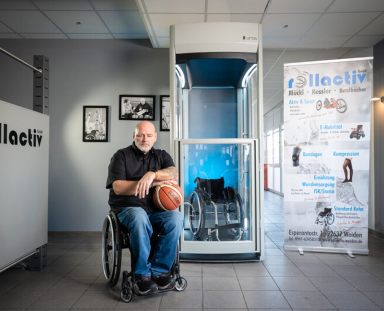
left=283, top=57, right=373, bottom=255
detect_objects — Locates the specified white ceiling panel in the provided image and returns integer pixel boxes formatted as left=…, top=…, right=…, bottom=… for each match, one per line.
left=143, top=0, right=205, bottom=13
left=296, top=35, right=350, bottom=48
left=278, top=49, right=324, bottom=63
left=263, top=50, right=285, bottom=63
left=33, top=0, right=93, bottom=11
left=113, top=33, right=149, bottom=39
left=67, top=33, right=113, bottom=39
left=359, top=14, right=384, bottom=36
left=328, top=0, right=384, bottom=12
left=0, top=0, right=36, bottom=10
left=45, top=11, right=109, bottom=33
left=99, top=11, right=147, bottom=33
left=263, top=62, right=277, bottom=74
left=263, top=36, right=301, bottom=48
left=262, top=14, right=320, bottom=37
left=0, top=11, right=61, bottom=33
left=207, top=0, right=269, bottom=14
left=148, top=14, right=204, bottom=37
left=264, top=80, right=283, bottom=88
left=0, top=22, right=12, bottom=32
left=264, top=73, right=284, bottom=82
left=156, top=37, right=170, bottom=48
left=314, top=48, right=352, bottom=60
left=91, top=0, right=138, bottom=10
left=343, top=35, right=384, bottom=48
left=267, top=0, right=333, bottom=13
left=309, top=12, right=381, bottom=36
left=0, top=33, right=22, bottom=39
left=207, top=14, right=262, bottom=23
left=22, top=33, right=68, bottom=39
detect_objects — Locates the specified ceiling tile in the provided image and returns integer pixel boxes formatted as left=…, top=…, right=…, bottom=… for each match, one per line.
left=156, top=37, right=170, bottom=48
left=267, top=0, right=332, bottom=13
left=263, top=36, right=301, bottom=48
left=343, top=35, right=384, bottom=48
left=328, top=0, right=384, bottom=12
left=359, top=14, right=384, bottom=35
left=278, top=49, right=324, bottom=63
left=296, top=35, right=351, bottom=48
left=0, top=33, right=22, bottom=38
left=148, top=14, right=204, bottom=36
left=207, top=14, right=262, bottom=23
left=67, top=33, right=113, bottom=39
left=308, top=12, right=381, bottom=36
left=22, top=33, right=68, bottom=39
left=0, top=22, right=12, bottom=32
left=99, top=11, right=147, bottom=33
left=314, top=48, right=353, bottom=60
left=262, top=14, right=320, bottom=37
left=113, top=33, right=149, bottom=39
left=44, top=11, right=109, bottom=33
left=208, top=0, right=269, bottom=13
left=0, top=11, right=61, bottom=33
left=33, top=0, right=93, bottom=10
left=264, top=73, right=284, bottom=81
left=341, top=47, right=373, bottom=58
left=0, top=0, right=36, bottom=10
left=263, top=50, right=285, bottom=63
left=264, top=80, right=283, bottom=88
left=263, top=62, right=276, bottom=73
left=91, top=0, right=138, bottom=10
left=143, top=0, right=205, bottom=13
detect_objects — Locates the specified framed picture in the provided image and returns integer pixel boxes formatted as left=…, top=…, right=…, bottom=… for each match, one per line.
left=119, top=95, right=155, bottom=121
left=83, top=106, right=109, bottom=142
left=160, top=95, right=170, bottom=131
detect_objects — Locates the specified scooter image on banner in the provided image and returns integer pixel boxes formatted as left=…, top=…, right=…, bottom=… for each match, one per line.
left=316, top=98, right=347, bottom=113
left=292, top=146, right=302, bottom=167
left=315, top=207, right=335, bottom=226
left=350, top=125, right=365, bottom=140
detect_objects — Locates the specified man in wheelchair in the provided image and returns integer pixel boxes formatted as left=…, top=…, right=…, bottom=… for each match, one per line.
left=106, top=121, right=183, bottom=295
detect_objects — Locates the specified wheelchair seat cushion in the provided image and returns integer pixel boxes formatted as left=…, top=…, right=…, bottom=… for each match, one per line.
left=194, top=177, right=224, bottom=200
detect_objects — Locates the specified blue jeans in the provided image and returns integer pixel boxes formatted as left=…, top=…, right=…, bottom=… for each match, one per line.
left=117, top=207, right=184, bottom=277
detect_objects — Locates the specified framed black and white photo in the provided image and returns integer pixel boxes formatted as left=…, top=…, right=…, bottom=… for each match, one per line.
left=119, top=95, right=155, bottom=121
left=160, top=95, right=170, bottom=131
left=83, top=106, right=109, bottom=142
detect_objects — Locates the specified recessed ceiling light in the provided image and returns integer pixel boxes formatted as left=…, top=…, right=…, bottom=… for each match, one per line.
left=76, top=22, right=81, bottom=25
left=283, top=25, right=288, bottom=28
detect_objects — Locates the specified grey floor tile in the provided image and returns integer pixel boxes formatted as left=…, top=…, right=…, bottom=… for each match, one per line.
left=263, top=256, right=295, bottom=266
left=71, top=290, right=119, bottom=309
left=0, top=276, right=23, bottom=292
left=266, top=249, right=286, bottom=256
left=161, top=309, right=201, bottom=311
left=322, top=291, right=381, bottom=310
left=248, top=309, right=292, bottom=311
left=361, top=264, right=384, bottom=276
left=274, top=276, right=319, bottom=291
left=308, top=276, right=356, bottom=291
left=116, top=292, right=162, bottom=309
left=0, top=290, right=44, bottom=309
left=234, top=262, right=270, bottom=276
left=179, top=262, right=202, bottom=276
left=238, top=276, right=279, bottom=290
left=266, top=265, right=305, bottom=277
left=67, top=264, right=103, bottom=277
left=203, top=276, right=240, bottom=290
left=49, top=255, right=88, bottom=266
left=344, top=276, right=384, bottom=291
left=297, top=265, right=336, bottom=277
left=282, top=290, right=335, bottom=310
left=243, top=291, right=290, bottom=309
left=38, top=264, right=77, bottom=276
left=181, top=276, right=201, bottom=291
left=11, top=276, right=62, bottom=292
left=50, top=276, right=96, bottom=291
left=330, top=264, right=374, bottom=277
left=160, top=290, right=202, bottom=309
left=203, top=290, right=246, bottom=309
left=363, top=291, right=384, bottom=309
left=27, top=290, right=85, bottom=309
left=202, top=263, right=236, bottom=276
left=289, top=257, right=325, bottom=266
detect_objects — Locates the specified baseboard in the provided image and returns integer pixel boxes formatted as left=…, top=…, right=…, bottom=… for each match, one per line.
left=368, top=228, right=384, bottom=240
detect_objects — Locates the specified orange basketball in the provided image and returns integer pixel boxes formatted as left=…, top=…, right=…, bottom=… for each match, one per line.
left=153, top=184, right=183, bottom=211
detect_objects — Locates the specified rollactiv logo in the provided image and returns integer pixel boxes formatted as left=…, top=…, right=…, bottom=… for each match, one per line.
left=0, top=123, right=43, bottom=147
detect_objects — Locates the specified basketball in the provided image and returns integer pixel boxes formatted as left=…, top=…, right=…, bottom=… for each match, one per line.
left=153, top=184, right=183, bottom=211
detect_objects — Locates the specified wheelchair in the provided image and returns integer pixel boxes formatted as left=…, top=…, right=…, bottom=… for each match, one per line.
left=315, top=207, right=335, bottom=226
left=187, top=177, right=246, bottom=241
left=101, top=211, right=187, bottom=303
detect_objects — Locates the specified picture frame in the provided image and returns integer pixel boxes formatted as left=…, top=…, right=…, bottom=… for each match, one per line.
left=160, top=95, right=170, bottom=131
left=83, top=106, right=109, bottom=142
left=119, top=95, right=155, bottom=121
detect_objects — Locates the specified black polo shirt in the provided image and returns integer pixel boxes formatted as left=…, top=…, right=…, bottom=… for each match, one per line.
left=106, top=142, right=175, bottom=214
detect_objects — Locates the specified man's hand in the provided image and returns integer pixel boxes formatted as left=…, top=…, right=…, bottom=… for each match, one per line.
left=135, top=171, right=155, bottom=199
left=152, top=180, right=177, bottom=187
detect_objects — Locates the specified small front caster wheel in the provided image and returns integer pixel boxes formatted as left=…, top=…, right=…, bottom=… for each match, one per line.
left=174, top=277, right=187, bottom=292
left=121, top=287, right=133, bottom=303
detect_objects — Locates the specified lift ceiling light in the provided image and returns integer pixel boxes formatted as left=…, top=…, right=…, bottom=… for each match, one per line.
left=175, top=65, right=185, bottom=88
left=242, top=64, right=257, bottom=88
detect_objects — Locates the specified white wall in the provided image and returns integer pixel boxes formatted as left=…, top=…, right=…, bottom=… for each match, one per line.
left=0, top=39, right=170, bottom=231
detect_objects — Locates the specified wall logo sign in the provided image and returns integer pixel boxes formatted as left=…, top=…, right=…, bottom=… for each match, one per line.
left=0, top=123, right=43, bottom=147
left=243, top=36, right=257, bottom=41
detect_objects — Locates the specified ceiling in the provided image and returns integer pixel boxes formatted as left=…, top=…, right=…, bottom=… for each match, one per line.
left=0, top=0, right=382, bottom=112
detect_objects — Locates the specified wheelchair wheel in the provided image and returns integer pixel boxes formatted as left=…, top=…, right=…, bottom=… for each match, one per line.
left=225, top=188, right=245, bottom=237
left=188, top=190, right=205, bottom=240
left=326, top=213, right=335, bottom=226
left=174, top=277, right=187, bottom=291
left=102, top=213, right=122, bottom=287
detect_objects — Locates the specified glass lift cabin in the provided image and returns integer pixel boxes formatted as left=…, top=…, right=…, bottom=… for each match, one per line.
left=169, top=23, right=264, bottom=261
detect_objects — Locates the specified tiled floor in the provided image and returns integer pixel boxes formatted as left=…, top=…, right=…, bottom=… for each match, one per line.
left=1, top=191, right=384, bottom=310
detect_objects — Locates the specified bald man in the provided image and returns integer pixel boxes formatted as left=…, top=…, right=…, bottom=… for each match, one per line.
left=106, top=121, right=183, bottom=294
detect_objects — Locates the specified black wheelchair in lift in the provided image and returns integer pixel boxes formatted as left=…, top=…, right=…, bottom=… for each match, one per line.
left=101, top=211, right=187, bottom=302
left=187, top=177, right=246, bottom=241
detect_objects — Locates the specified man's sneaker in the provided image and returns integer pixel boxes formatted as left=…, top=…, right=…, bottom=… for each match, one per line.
left=134, top=276, right=157, bottom=295
left=152, top=273, right=175, bottom=290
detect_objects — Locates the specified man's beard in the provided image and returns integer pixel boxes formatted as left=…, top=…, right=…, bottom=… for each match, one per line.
left=135, top=142, right=151, bottom=153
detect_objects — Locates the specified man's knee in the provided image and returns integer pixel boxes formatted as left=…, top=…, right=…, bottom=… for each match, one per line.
left=120, top=207, right=150, bottom=230
left=167, top=211, right=184, bottom=230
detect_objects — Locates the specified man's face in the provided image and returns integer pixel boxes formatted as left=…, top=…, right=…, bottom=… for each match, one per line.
left=133, top=122, right=157, bottom=154
left=140, top=98, right=145, bottom=104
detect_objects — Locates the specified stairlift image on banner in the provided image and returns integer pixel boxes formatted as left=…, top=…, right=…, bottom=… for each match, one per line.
left=283, top=57, right=373, bottom=254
